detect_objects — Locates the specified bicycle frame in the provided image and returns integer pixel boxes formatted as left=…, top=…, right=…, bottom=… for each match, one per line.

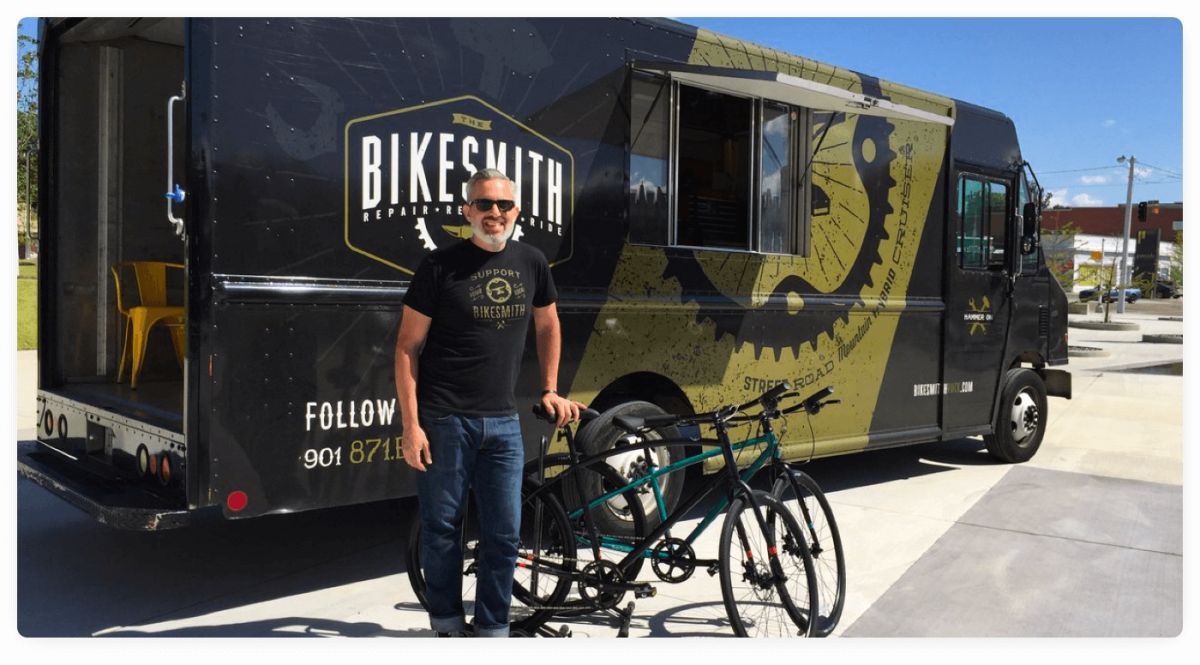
left=534, top=413, right=790, bottom=573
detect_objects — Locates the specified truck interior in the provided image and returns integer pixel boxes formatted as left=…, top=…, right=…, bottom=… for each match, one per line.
left=43, top=18, right=187, bottom=433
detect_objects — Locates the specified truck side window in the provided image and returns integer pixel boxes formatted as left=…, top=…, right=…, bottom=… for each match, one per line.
left=629, top=72, right=809, bottom=255
left=760, top=102, right=799, bottom=254
left=676, top=85, right=752, bottom=250
left=957, top=175, right=1008, bottom=271
left=630, top=72, right=671, bottom=246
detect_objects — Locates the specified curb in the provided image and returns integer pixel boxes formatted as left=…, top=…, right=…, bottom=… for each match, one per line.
left=1069, top=320, right=1140, bottom=331
left=1142, top=334, right=1183, bottom=344
left=1068, top=346, right=1111, bottom=358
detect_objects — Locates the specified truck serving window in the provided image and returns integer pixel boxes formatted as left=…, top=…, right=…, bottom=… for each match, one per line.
left=957, top=176, right=1008, bottom=271
left=630, top=73, right=807, bottom=255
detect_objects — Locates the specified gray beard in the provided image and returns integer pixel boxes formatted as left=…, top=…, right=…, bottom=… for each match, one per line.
left=472, top=220, right=515, bottom=247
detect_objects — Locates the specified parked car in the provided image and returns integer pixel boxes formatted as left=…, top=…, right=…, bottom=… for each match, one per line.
left=1102, top=287, right=1141, bottom=303
left=1079, top=285, right=1141, bottom=303
left=1152, top=281, right=1181, bottom=299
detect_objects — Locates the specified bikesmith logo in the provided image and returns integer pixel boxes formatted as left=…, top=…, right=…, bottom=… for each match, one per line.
left=344, top=96, right=575, bottom=274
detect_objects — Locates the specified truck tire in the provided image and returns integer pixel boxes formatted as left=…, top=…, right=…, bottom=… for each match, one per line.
left=575, top=401, right=684, bottom=538
left=984, top=368, right=1047, bottom=463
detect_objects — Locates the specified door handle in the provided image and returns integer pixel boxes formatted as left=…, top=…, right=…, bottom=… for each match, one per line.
left=165, top=81, right=186, bottom=238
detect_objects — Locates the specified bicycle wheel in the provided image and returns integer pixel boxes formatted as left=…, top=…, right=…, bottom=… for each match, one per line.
left=533, top=454, right=648, bottom=616
left=772, top=469, right=846, bottom=637
left=406, top=481, right=575, bottom=634
left=719, top=490, right=817, bottom=637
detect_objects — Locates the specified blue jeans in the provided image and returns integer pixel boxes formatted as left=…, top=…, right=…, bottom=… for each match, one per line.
left=417, top=411, right=524, bottom=638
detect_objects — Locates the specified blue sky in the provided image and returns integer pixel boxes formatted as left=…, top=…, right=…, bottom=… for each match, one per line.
left=15, top=16, right=1184, bottom=208
left=682, top=17, right=1184, bottom=209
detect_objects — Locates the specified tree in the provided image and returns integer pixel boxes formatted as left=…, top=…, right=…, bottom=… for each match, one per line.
left=18, top=21, right=39, bottom=246
left=1169, top=230, right=1183, bottom=289
left=1040, top=194, right=1079, bottom=293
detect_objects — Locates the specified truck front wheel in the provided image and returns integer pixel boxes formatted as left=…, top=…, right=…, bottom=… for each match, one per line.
left=984, top=368, right=1048, bottom=463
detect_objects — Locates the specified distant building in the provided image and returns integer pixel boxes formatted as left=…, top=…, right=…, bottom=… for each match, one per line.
left=1042, top=202, right=1181, bottom=239
left=1041, top=203, right=1182, bottom=292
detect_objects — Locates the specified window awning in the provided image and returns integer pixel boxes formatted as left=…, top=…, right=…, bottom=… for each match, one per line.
left=637, top=62, right=955, bottom=127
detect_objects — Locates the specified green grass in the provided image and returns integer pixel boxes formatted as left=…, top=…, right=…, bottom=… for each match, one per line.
left=18, top=260, right=37, bottom=349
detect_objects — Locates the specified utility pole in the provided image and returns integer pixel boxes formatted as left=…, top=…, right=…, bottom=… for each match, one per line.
left=1116, top=155, right=1135, bottom=314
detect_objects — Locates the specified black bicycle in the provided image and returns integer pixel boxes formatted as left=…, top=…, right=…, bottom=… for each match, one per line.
left=407, top=383, right=844, bottom=637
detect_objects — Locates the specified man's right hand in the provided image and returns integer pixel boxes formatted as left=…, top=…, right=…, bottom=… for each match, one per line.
left=402, top=425, right=433, bottom=471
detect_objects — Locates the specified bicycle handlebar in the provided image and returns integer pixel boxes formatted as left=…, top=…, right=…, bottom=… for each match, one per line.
left=531, top=403, right=601, bottom=426
left=597, top=383, right=839, bottom=436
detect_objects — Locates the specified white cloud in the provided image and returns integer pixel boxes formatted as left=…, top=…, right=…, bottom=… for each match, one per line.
left=1071, top=193, right=1105, bottom=207
left=1080, top=175, right=1108, bottom=185
left=1102, top=119, right=1117, bottom=128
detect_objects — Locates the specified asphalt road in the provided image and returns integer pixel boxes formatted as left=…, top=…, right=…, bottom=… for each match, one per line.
left=11, top=300, right=1190, bottom=657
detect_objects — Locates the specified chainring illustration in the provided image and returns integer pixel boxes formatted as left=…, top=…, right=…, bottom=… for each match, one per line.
left=664, top=76, right=897, bottom=359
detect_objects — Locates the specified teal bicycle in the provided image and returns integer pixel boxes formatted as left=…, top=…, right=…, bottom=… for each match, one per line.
left=407, top=382, right=845, bottom=637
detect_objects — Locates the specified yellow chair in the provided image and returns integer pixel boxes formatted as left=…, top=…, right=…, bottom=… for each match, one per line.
left=111, top=261, right=185, bottom=389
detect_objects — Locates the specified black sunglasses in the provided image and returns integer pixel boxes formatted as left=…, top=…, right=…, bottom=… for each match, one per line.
left=468, top=198, right=516, bottom=212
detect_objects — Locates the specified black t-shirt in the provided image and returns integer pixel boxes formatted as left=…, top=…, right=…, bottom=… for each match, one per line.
left=403, top=240, right=557, bottom=416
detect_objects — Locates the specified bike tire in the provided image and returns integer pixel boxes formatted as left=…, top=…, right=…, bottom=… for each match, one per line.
left=719, top=490, right=818, bottom=637
left=532, top=454, right=649, bottom=617
left=406, top=481, right=575, bottom=634
left=771, top=469, right=846, bottom=637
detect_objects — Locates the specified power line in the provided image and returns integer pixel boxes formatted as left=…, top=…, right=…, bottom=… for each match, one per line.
left=1039, top=165, right=1121, bottom=174
left=1136, top=161, right=1183, bottom=179
left=1041, top=162, right=1181, bottom=179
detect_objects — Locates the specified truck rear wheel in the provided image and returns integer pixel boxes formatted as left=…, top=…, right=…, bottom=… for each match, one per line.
left=576, top=401, right=684, bottom=538
left=985, top=368, right=1047, bottom=463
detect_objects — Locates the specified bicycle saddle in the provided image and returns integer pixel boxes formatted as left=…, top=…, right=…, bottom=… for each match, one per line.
left=613, top=413, right=683, bottom=434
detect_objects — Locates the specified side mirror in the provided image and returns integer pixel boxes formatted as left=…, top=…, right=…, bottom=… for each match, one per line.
left=1022, top=202, right=1040, bottom=237
left=1021, top=201, right=1040, bottom=255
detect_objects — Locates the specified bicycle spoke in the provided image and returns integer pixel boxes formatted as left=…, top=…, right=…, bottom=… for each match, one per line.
left=720, top=491, right=817, bottom=637
left=773, top=469, right=846, bottom=637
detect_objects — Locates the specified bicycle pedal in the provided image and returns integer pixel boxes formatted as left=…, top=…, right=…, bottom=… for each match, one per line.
left=633, top=583, right=657, bottom=598
left=706, top=563, right=720, bottom=576
left=617, top=601, right=635, bottom=638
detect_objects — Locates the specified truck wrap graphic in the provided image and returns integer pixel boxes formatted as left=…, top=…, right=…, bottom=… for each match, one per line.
left=344, top=96, right=576, bottom=274
left=569, top=30, right=951, bottom=462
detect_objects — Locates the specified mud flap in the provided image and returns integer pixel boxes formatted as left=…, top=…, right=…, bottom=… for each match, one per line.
left=1042, top=369, right=1072, bottom=400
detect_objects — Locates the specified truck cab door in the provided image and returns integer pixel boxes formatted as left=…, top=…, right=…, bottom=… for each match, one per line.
left=942, top=172, right=1015, bottom=434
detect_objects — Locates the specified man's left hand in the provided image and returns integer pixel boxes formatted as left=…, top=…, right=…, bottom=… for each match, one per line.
left=541, top=392, right=585, bottom=428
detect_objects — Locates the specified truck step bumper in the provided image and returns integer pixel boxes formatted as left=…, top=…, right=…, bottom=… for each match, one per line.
left=18, top=441, right=191, bottom=530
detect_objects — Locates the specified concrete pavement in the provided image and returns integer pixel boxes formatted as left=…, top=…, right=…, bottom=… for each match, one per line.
left=13, top=300, right=1189, bottom=649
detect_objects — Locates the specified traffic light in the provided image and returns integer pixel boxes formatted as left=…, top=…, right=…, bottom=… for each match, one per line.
left=1137, top=201, right=1148, bottom=223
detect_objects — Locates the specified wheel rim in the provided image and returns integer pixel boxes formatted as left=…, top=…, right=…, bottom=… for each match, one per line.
left=603, top=439, right=671, bottom=522
left=1009, top=390, right=1040, bottom=445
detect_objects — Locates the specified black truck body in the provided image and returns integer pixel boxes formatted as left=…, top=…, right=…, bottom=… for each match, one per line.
left=24, top=17, right=1069, bottom=529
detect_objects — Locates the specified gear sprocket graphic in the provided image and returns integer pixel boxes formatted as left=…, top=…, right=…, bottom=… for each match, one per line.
left=665, top=76, right=897, bottom=359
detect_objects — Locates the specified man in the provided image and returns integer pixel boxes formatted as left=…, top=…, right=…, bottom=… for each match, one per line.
left=395, top=168, right=583, bottom=637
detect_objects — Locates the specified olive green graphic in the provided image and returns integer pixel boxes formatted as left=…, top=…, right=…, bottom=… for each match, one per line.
left=570, top=30, right=951, bottom=462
